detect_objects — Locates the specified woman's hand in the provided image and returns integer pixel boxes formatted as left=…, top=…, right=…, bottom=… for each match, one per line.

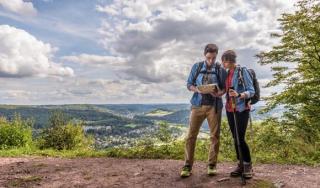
left=229, top=89, right=239, bottom=97
left=229, top=89, right=246, bottom=98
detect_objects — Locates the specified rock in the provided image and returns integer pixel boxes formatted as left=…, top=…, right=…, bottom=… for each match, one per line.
left=274, top=180, right=286, bottom=188
left=217, top=177, right=230, bottom=182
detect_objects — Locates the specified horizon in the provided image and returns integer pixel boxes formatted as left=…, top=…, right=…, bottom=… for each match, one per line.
left=0, top=101, right=268, bottom=106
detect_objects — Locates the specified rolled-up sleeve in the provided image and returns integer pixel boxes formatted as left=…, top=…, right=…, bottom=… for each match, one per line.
left=187, top=63, right=198, bottom=90
left=242, top=68, right=255, bottom=98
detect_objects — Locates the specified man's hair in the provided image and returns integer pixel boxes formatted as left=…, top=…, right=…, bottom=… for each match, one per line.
left=221, top=50, right=237, bottom=63
left=204, top=43, right=218, bottom=55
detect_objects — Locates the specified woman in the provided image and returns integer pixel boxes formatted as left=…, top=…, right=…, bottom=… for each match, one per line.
left=222, top=50, right=255, bottom=179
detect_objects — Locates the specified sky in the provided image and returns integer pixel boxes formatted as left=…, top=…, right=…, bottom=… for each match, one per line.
left=0, top=0, right=299, bottom=105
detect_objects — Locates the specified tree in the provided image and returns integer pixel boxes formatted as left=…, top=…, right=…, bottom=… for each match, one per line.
left=257, top=0, right=320, bottom=144
left=156, top=121, right=173, bottom=143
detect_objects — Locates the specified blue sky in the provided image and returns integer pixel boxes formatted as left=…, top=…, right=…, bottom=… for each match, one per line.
left=0, top=0, right=297, bottom=104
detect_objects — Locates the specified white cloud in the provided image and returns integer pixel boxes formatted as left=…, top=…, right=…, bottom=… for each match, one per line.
left=4, top=90, right=32, bottom=100
left=96, top=0, right=299, bottom=84
left=0, top=0, right=37, bottom=16
left=0, top=77, right=189, bottom=104
left=62, top=54, right=128, bottom=68
left=96, top=4, right=119, bottom=16
left=127, top=21, right=153, bottom=32
left=122, top=1, right=152, bottom=19
left=0, top=25, right=74, bottom=78
left=0, top=1, right=301, bottom=104
left=76, top=0, right=302, bottom=104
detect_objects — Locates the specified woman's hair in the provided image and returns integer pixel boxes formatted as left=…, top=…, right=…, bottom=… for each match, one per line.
left=221, top=50, right=237, bottom=63
left=204, top=43, right=219, bottom=55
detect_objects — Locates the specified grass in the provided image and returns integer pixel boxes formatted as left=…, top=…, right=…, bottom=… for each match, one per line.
left=249, top=179, right=276, bottom=188
left=0, top=140, right=319, bottom=166
left=0, top=147, right=107, bottom=158
left=7, top=176, right=42, bottom=187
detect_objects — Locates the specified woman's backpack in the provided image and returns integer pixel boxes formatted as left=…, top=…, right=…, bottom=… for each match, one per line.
left=238, top=67, right=260, bottom=105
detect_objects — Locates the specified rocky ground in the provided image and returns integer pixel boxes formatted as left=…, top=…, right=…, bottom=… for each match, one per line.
left=0, top=157, right=319, bottom=188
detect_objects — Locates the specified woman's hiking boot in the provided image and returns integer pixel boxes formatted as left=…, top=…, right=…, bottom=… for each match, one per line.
left=230, top=163, right=243, bottom=177
left=230, top=162, right=253, bottom=179
left=243, top=163, right=253, bottom=179
left=180, top=165, right=192, bottom=178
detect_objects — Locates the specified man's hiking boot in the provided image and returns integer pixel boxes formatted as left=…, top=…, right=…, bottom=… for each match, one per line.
left=207, top=164, right=217, bottom=176
left=180, top=165, right=192, bottom=177
left=243, top=163, right=253, bottom=179
left=230, top=163, right=243, bottom=177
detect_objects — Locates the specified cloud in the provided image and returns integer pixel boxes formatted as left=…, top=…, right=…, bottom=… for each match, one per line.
left=0, top=0, right=37, bottom=16
left=96, top=4, right=119, bottom=16
left=62, top=54, right=127, bottom=68
left=96, top=1, right=152, bottom=19
left=4, top=90, right=32, bottom=100
left=97, top=0, right=299, bottom=84
left=0, top=76, right=189, bottom=104
left=0, top=1, right=300, bottom=104
left=0, top=25, right=74, bottom=78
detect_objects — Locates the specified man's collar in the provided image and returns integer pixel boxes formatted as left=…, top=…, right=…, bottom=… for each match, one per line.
left=204, top=61, right=217, bottom=69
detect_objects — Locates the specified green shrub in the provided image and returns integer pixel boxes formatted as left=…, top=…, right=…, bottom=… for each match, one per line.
left=38, top=111, right=93, bottom=150
left=0, top=115, right=33, bottom=149
left=103, top=118, right=319, bottom=165
left=156, top=121, right=173, bottom=142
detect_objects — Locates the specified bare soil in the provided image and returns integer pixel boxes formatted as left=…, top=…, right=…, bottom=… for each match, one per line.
left=0, top=157, right=319, bottom=188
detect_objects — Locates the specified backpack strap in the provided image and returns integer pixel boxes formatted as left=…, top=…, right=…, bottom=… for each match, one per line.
left=238, top=66, right=253, bottom=105
left=214, top=62, right=222, bottom=114
left=215, top=62, right=222, bottom=90
left=192, top=61, right=204, bottom=86
left=238, top=66, right=246, bottom=89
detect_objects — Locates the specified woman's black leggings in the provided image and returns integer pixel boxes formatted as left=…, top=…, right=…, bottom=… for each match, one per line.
left=226, top=109, right=251, bottom=163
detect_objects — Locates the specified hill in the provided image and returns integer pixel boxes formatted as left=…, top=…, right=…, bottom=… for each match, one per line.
left=0, top=103, right=283, bottom=147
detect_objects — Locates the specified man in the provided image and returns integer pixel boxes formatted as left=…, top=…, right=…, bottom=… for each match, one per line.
left=181, top=43, right=227, bottom=177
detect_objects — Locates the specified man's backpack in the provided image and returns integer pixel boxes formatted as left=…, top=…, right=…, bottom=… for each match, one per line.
left=192, top=61, right=223, bottom=90
left=238, top=67, right=260, bottom=105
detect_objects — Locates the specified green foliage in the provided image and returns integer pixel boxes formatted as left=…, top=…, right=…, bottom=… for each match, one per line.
left=257, top=0, right=320, bottom=145
left=156, top=121, right=173, bottom=143
left=0, top=115, right=33, bottom=149
left=0, top=117, right=318, bottom=165
left=48, top=110, right=70, bottom=128
left=251, top=118, right=319, bottom=165
left=104, top=140, right=185, bottom=160
left=38, top=111, right=93, bottom=150
left=102, top=119, right=319, bottom=165
left=0, top=147, right=105, bottom=158
left=219, top=119, right=237, bottom=161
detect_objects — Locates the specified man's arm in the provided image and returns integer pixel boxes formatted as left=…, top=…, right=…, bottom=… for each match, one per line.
left=186, top=63, right=201, bottom=93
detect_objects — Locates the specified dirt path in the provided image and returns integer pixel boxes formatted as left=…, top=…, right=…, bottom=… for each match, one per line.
left=0, top=157, right=319, bottom=188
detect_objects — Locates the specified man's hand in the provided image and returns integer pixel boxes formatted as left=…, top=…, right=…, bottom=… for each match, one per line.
left=196, top=87, right=202, bottom=94
left=210, top=91, right=220, bottom=97
left=210, top=89, right=225, bottom=97
left=189, top=85, right=202, bottom=94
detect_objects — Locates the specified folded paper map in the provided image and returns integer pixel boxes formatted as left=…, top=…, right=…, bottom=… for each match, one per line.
left=197, top=84, right=220, bottom=94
